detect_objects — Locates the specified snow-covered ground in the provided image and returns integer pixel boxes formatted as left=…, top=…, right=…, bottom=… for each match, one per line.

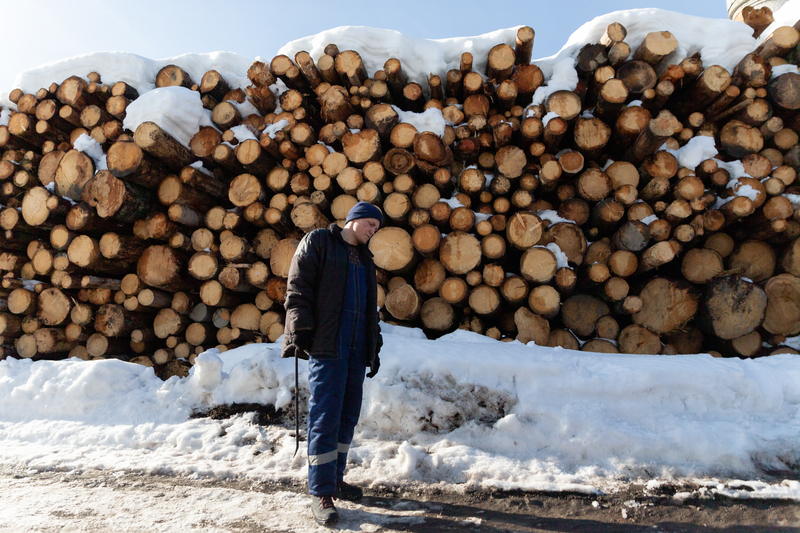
left=0, top=468, right=436, bottom=533
left=2, top=325, right=799, bottom=504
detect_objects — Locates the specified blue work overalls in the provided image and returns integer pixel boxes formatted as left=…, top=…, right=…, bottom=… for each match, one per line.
left=306, top=247, right=368, bottom=496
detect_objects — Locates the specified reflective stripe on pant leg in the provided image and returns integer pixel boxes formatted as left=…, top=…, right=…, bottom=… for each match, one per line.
left=307, top=356, right=348, bottom=496
left=308, top=449, right=338, bottom=466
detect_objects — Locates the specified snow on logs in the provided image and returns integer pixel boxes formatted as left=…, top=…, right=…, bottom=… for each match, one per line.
left=2, top=21, right=800, bottom=374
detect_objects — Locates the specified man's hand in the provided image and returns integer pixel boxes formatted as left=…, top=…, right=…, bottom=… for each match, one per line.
left=293, top=330, right=313, bottom=359
left=366, top=357, right=380, bottom=378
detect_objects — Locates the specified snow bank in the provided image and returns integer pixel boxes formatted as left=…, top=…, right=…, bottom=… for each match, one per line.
left=278, top=26, right=520, bottom=95
left=9, top=51, right=252, bottom=99
left=3, top=7, right=764, bottom=116
left=1, top=330, right=798, bottom=497
left=531, top=9, right=755, bottom=105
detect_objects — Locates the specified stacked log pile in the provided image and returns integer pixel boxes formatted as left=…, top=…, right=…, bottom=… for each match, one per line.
left=2, top=15, right=800, bottom=377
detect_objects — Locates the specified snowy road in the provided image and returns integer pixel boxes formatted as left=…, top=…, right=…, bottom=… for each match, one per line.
left=0, top=466, right=432, bottom=533
left=2, top=465, right=799, bottom=533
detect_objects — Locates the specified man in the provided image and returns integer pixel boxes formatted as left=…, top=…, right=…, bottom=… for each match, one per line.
left=282, top=201, right=384, bottom=526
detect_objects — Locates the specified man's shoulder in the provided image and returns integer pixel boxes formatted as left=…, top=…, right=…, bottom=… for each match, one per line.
left=298, top=228, right=337, bottom=257
left=303, top=227, right=334, bottom=244
left=306, top=227, right=329, bottom=238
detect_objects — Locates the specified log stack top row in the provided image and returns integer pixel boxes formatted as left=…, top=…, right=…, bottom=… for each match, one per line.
left=2, top=8, right=800, bottom=375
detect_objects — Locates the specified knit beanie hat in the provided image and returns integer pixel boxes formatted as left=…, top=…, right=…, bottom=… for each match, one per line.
left=345, top=201, right=383, bottom=226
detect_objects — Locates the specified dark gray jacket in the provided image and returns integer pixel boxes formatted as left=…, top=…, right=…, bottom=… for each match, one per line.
left=281, top=224, right=382, bottom=373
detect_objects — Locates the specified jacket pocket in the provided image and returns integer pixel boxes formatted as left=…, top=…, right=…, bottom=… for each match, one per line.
left=309, top=350, right=338, bottom=360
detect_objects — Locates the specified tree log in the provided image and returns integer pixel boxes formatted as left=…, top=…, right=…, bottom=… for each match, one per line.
left=137, top=245, right=188, bottom=291
left=618, top=324, right=661, bottom=354
left=369, top=227, right=415, bottom=273
left=134, top=121, right=194, bottom=169
left=36, top=287, right=72, bottom=326
left=762, top=274, right=800, bottom=335
left=698, top=276, right=767, bottom=340
left=561, top=294, right=609, bottom=338
left=385, top=284, right=422, bottom=321
left=439, top=231, right=482, bottom=275
left=633, top=278, right=698, bottom=334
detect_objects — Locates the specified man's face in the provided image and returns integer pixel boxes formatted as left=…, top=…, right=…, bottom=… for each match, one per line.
left=350, top=217, right=381, bottom=245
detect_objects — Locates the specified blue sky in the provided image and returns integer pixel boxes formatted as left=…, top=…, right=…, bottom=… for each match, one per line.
left=0, top=0, right=729, bottom=94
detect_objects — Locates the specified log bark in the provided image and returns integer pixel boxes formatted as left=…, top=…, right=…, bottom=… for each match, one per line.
left=515, top=26, right=535, bottom=65
left=94, top=303, right=151, bottom=337
left=236, top=139, right=276, bottom=176
left=82, top=170, right=155, bottom=221
left=134, top=122, right=194, bottom=169
left=616, top=61, right=657, bottom=94
left=755, top=26, right=800, bottom=60
left=157, top=174, right=215, bottom=213
left=625, top=110, right=682, bottom=164
left=679, top=65, right=733, bottom=116
left=633, top=31, right=678, bottom=66
left=56, top=76, right=92, bottom=110
left=335, top=51, right=368, bottom=87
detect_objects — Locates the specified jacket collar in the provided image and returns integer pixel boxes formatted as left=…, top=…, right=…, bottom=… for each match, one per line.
left=330, top=223, right=347, bottom=244
left=329, top=223, right=374, bottom=258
